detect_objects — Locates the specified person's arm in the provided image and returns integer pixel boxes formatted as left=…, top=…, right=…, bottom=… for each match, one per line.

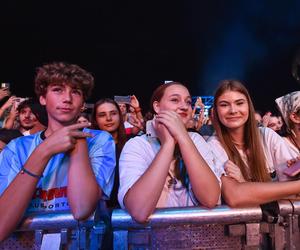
left=124, top=122, right=176, bottom=223
left=0, top=88, right=10, bottom=101
left=130, top=95, right=144, bottom=122
left=3, top=102, right=18, bottom=129
left=221, top=175, right=300, bottom=207
left=0, top=122, right=91, bottom=241
left=67, top=138, right=102, bottom=220
left=158, top=111, right=220, bottom=207
left=0, top=96, right=15, bottom=119
left=0, top=140, right=53, bottom=241
left=128, top=114, right=144, bottom=134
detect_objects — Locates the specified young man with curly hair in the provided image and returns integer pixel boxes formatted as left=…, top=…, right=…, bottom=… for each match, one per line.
left=0, top=62, right=116, bottom=241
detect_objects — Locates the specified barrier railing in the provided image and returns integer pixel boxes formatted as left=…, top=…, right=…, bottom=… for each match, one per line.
left=112, top=205, right=263, bottom=249
left=2, top=199, right=300, bottom=249
left=0, top=210, right=107, bottom=250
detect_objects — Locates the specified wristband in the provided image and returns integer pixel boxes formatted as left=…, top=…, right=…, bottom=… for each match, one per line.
left=20, top=167, right=43, bottom=179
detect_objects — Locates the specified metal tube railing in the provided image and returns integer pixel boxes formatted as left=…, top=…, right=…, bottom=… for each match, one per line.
left=112, top=205, right=263, bottom=229
left=16, top=211, right=94, bottom=231
left=3, top=200, right=300, bottom=249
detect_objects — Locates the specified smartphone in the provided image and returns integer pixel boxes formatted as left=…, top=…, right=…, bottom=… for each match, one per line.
left=114, top=95, right=131, bottom=104
left=146, top=120, right=157, bottom=138
left=283, top=160, right=300, bottom=177
left=1, top=82, right=10, bottom=90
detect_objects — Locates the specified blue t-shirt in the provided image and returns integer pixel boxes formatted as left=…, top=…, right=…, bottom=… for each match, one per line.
left=0, top=128, right=116, bottom=214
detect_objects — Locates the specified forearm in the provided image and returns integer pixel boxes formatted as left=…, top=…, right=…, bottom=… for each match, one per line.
left=135, top=110, right=144, bottom=122
left=124, top=143, right=174, bottom=223
left=68, top=139, right=100, bottom=220
left=222, top=176, right=300, bottom=207
left=0, top=146, right=50, bottom=241
left=0, top=107, right=6, bottom=119
left=178, top=134, right=220, bottom=207
left=3, top=115, right=15, bottom=129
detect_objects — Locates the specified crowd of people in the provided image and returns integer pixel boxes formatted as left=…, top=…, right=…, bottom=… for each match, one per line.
left=0, top=61, right=300, bottom=243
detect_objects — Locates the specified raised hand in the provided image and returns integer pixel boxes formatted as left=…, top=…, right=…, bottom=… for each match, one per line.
left=0, top=87, right=10, bottom=101
left=262, top=112, right=271, bottom=127
left=1, top=96, right=15, bottom=111
left=192, top=97, right=204, bottom=117
left=130, top=95, right=140, bottom=109
left=128, top=113, right=144, bottom=130
left=224, top=160, right=246, bottom=183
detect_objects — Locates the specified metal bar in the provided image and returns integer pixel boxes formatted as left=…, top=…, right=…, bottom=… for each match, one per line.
left=16, top=211, right=95, bottom=231
left=112, top=205, right=262, bottom=229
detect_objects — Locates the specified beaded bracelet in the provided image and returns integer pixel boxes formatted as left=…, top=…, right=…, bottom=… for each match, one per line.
left=20, top=167, right=43, bottom=179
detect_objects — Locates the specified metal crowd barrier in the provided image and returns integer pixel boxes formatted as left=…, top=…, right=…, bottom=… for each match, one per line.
left=0, top=210, right=107, bottom=250
left=112, top=205, right=263, bottom=249
left=3, top=199, right=300, bottom=249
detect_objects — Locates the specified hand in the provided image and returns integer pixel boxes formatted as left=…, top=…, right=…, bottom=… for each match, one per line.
left=0, top=88, right=10, bottom=101
left=9, top=101, right=18, bottom=118
left=155, top=110, right=188, bottom=142
left=194, top=109, right=207, bottom=131
left=153, top=118, right=175, bottom=146
left=192, top=97, right=204, bottom=118
left=130, top=95, right=140, bottom=109
left=1, top=96, right=15, bottom=111
left=128, top=114, right=144, bottom=130
left=43, top=122, right=92, bottom=155
left=224, top=160, right=246, bottom=183
left=287, top=156, right=300, bottom=167
left=262, top=112, right=271, bottom=127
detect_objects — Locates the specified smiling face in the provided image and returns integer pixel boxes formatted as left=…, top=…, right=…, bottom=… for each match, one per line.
left=153, top=84, right=193, bottom=125
left=95, top=102, right=121, bottom=133
left=39, top=83, right=84, bottom=127
left=216, top=90, right=249, bottom=131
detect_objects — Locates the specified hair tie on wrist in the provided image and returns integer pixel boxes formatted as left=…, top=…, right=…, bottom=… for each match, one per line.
left=20, top=167, right=43, bottom=179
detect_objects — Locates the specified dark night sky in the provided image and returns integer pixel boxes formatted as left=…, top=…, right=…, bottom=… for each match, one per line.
left=1, top=1, right=300, bottom=113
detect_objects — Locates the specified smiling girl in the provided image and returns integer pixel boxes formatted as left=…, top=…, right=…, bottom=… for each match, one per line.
left=208, top=80, right=300, bottom=207
left=118, top=82, right=223, bottom=223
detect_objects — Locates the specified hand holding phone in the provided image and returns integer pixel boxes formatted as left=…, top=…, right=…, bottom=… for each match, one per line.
left=1, top=82, right=10, bottom=90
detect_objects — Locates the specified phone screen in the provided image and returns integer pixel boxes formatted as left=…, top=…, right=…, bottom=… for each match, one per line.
left=1, top=83, right=10, bottom=90
left=114, top=95, right=131, bottom=104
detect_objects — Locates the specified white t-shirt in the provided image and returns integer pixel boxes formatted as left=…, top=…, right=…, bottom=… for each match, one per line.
left=207, top=127, right=297, bottom=180
left=118, top=132, right=224, bottom=209
left=283, top=137, right=300, bottom=156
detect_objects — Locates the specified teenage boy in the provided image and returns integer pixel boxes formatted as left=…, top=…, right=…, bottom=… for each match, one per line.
left=0, top=62, right=116, bottom=241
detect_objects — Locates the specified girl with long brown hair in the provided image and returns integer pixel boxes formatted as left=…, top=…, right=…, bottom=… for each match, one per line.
left=208, top=80, right=300, bottom=207
left=91, top=98, right=127, bottom=208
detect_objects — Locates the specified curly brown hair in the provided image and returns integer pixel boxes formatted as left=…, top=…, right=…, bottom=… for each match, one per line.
left=34, top=62, right=94, bottom=100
